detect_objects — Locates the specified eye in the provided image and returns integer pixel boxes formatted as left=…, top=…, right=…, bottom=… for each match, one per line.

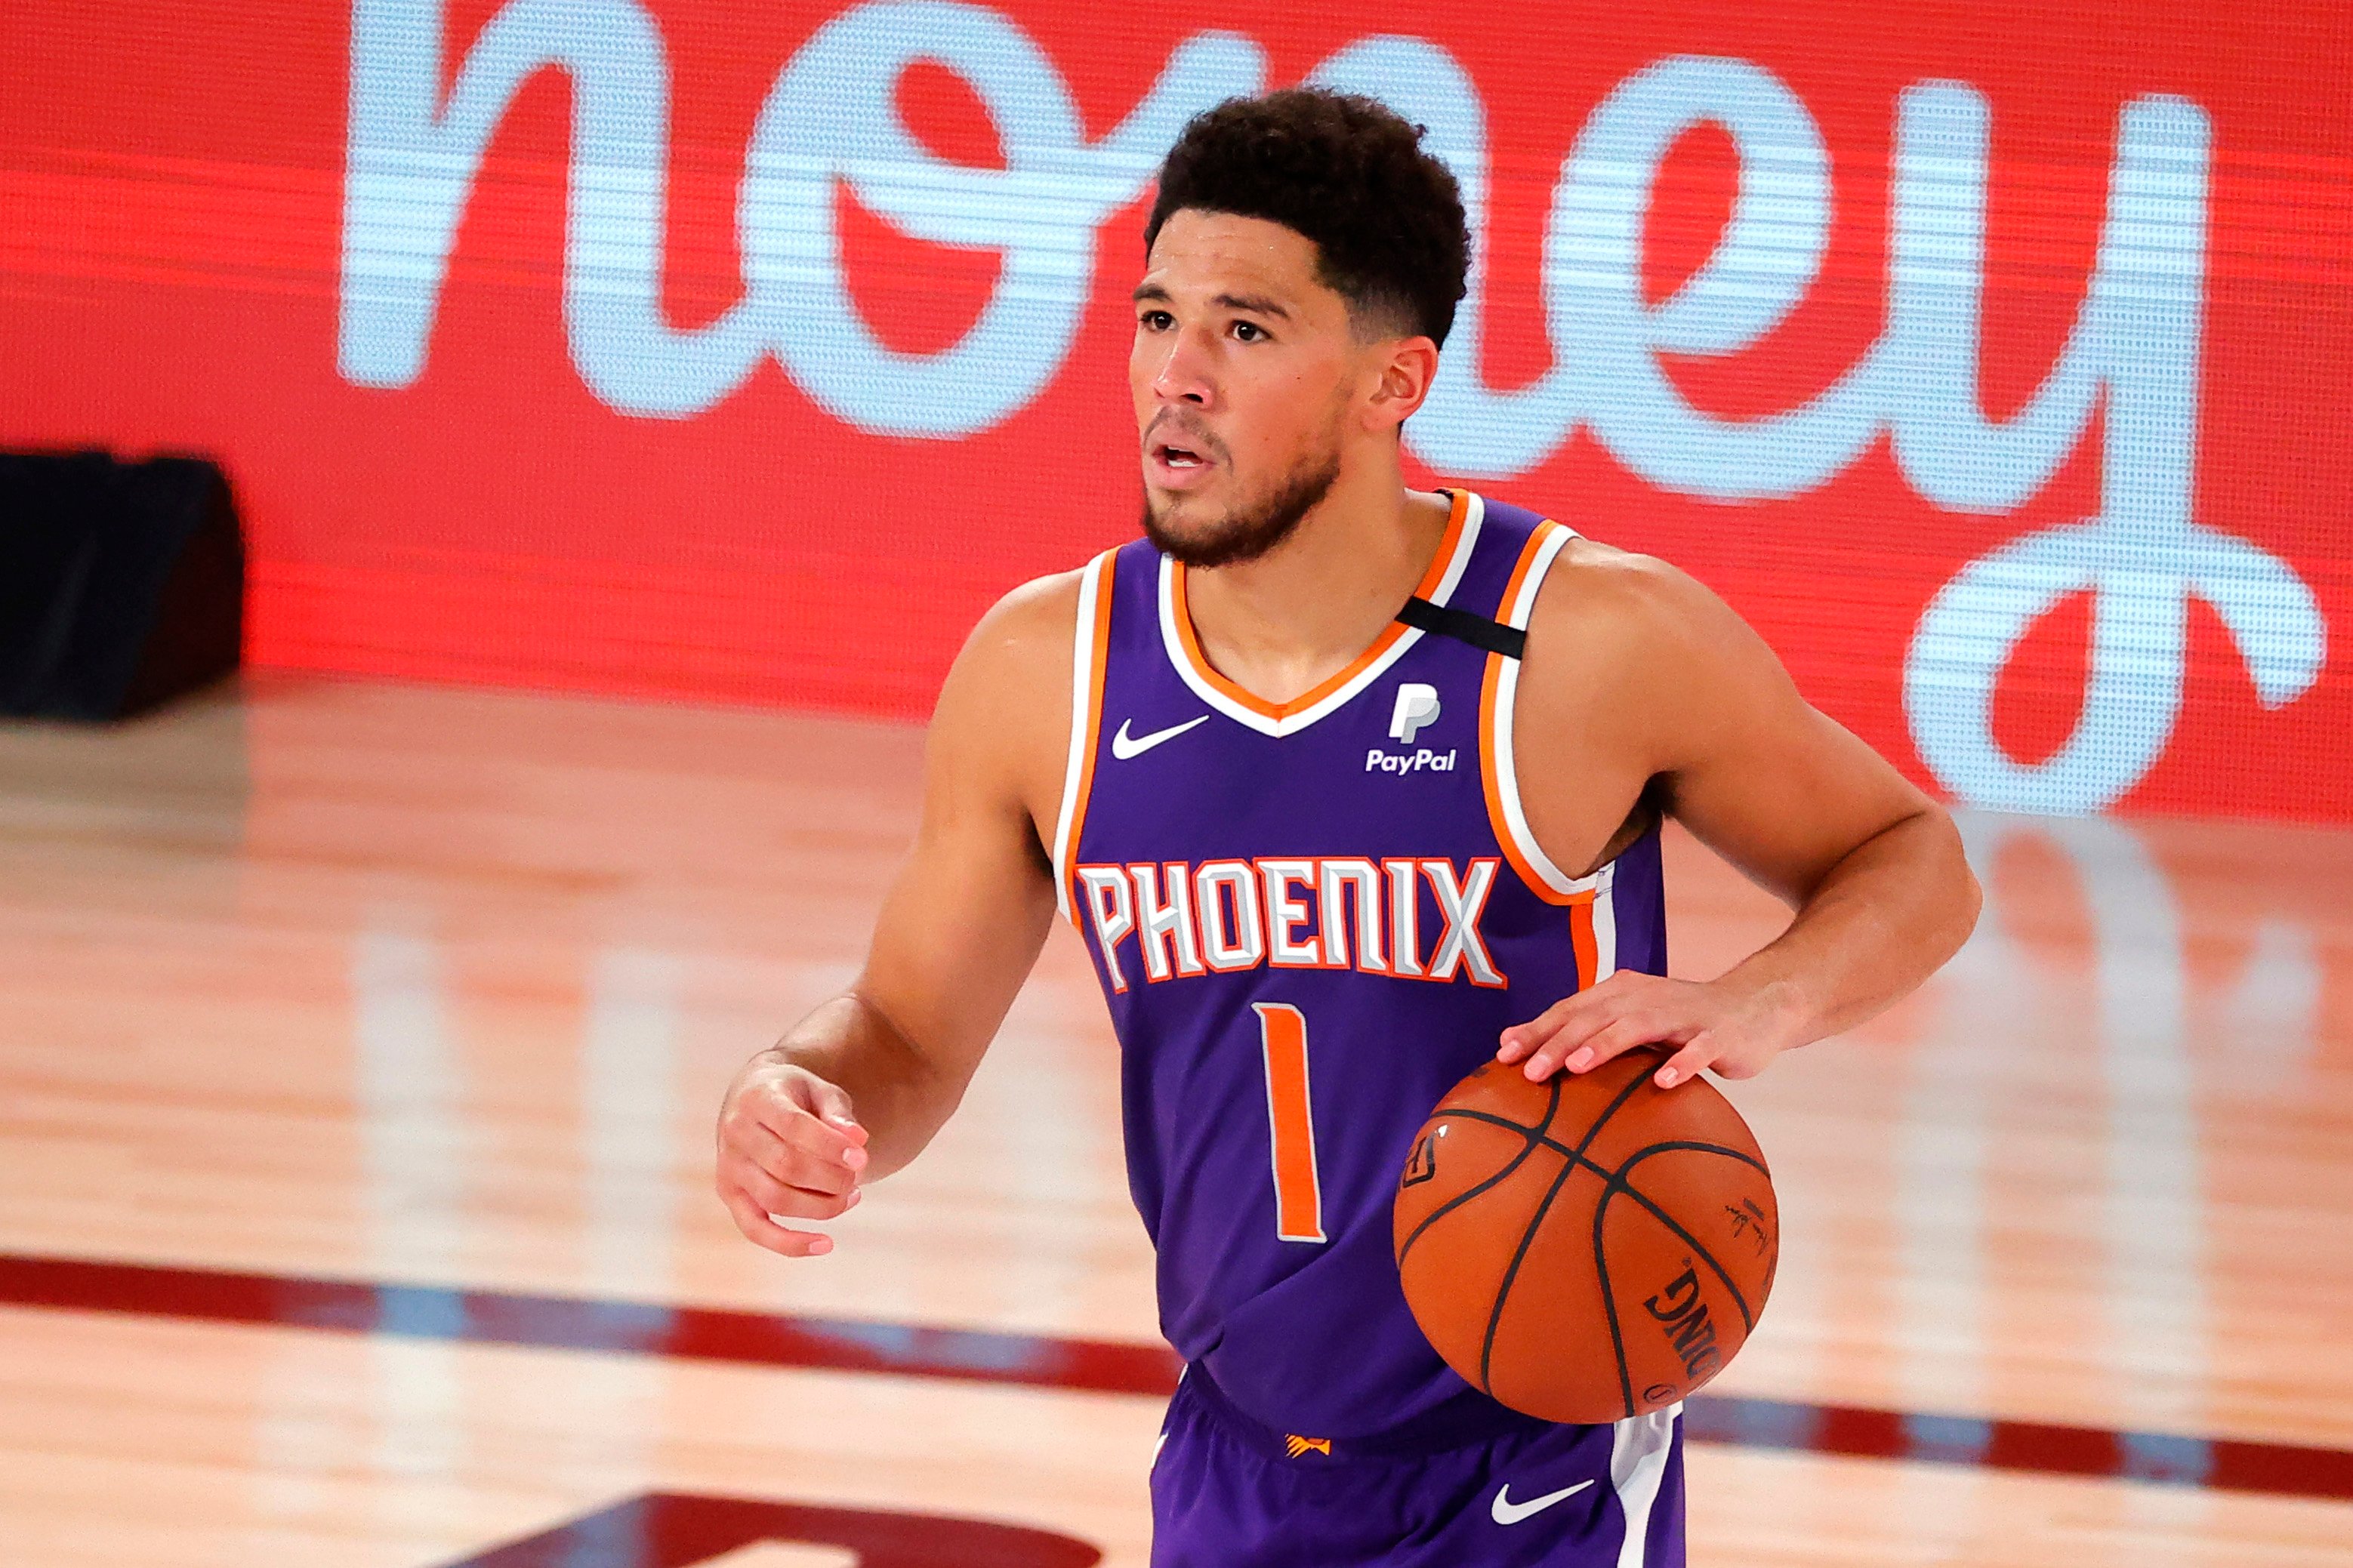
left=1139, top=309, right=1173, bottom=331
left=1231, top=320, right=1267, bottom=343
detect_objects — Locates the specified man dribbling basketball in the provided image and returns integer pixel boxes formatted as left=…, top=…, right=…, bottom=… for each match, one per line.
left=716, top=88, right=1981, bottom=1566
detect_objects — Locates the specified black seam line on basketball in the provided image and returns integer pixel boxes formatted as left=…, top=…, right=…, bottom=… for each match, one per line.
left=1602, top=1148, right=1760, bottom=1334
left=1435, top=1114, right=1769, bottom=1336
left=1592, top=1176, right=1637, bottom=1420
left=1426, top=1112, right=1771, bottom=1184
left=1611, top=1139, right=1771, bottom=1180
left=1423, top=1107, right=1550, bottom=1140
left=1472, top=1067, right=1658, bottom=1397
left=1476, top=1148, right=1584, bottom=1397
left=1555, top=1139, right=1768, bottom=1332
left=1394, top=1077, right=1561, bottom=1269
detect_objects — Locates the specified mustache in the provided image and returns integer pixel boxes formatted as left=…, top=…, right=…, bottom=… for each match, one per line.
left=1143, top=411, right=1228, bottom=464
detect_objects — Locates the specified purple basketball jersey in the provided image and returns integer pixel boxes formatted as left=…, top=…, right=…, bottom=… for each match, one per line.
left=1054, top=491, right=1668, bottom=1441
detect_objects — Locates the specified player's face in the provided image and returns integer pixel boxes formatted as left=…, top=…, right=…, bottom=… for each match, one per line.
left=1130, top=210, right=1365, bottom=568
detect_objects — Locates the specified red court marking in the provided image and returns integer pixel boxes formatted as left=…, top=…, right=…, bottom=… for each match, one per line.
left=0, top=1252, right=1180, bottom=1395
left=437, top=1493, right=1100, bottom=1567
left=5, top=1251, right=2349, bottom=1504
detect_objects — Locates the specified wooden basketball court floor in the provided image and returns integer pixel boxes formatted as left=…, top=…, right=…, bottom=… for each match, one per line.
left=1, top=674, right=2348, bottom=1566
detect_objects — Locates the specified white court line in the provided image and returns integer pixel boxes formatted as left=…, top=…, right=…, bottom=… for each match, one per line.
left=352, top=918, right=470, bottom=1528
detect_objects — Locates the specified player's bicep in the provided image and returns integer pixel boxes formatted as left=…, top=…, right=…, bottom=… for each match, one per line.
left=1635, top=569, right=1933, bottom=908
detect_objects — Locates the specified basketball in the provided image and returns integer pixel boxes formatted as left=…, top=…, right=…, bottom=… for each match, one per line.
left=1392, top=1051, right=1779, bottom=1425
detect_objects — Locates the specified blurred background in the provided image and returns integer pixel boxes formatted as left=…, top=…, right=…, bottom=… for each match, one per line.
left=2, top=2, right=2348, bottom=1564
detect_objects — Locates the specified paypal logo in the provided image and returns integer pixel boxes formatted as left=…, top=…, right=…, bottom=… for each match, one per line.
left=1390, top=683, right=1442, bottom=745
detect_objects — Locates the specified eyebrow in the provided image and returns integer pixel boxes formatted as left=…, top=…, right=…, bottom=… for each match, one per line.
left=1213, top=292, right=1290, bottom=319
left=1127, top=283, right=1292, bottom=321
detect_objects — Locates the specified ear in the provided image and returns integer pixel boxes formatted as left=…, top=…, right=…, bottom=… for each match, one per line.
left=1362, top=336, right=1442, bottom=433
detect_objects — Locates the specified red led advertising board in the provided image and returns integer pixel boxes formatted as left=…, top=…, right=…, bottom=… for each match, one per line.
left=4, top=0, right=2349, bottom=819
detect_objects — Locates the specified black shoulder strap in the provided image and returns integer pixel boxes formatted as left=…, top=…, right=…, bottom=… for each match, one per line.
left=1395, top=595, right=1527, bottom=660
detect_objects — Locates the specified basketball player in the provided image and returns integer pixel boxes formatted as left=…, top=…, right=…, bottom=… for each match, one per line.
left=717, top=90, right=1980, bottom=1565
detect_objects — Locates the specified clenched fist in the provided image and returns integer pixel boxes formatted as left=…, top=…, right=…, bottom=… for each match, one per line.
left=715, top=1054, right=869, bottom=1257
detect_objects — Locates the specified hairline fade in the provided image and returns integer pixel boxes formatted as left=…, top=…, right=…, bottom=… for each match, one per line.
left=1143, top=88, right=1470, bottom=350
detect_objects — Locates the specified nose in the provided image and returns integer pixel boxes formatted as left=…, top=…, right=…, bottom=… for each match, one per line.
left=1149, top=328, right=1214, bottom=408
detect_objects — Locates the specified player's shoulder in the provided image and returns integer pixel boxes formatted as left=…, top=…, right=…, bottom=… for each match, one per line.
left=966, top=565, right=1089, bottom=655
left=1506, top=525, right=1790, bottom=742
left=933, top=561, right=1096, bottom=727
left=925, top=563, right=1106, bottom=808
left=1522, top=532, right=1740, bottom=658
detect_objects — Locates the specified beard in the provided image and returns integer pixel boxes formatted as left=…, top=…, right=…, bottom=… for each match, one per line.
left=1140, top=446, right=1343, bottom=570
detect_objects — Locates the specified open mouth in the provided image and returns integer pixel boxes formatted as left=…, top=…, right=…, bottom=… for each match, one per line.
left=1154, top=442, right=1209, bottom=470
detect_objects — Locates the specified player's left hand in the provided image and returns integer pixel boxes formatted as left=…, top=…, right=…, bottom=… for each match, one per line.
left=1496, top=970, right=1803, bottom=1088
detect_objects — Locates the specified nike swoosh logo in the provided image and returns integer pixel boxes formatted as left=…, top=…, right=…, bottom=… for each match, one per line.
left=1491, top=1479, right=1596, bottom=1525
left=1109, top=715, right=1209, bottom=761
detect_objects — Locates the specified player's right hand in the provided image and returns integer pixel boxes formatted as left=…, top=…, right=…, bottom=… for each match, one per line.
left=715, top=1055, right=870, bottom=1258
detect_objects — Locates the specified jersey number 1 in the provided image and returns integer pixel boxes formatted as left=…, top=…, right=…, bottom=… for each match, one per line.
left=1254, top=1003, right=1326, bottom=1243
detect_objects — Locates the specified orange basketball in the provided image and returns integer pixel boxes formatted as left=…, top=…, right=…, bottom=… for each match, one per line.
left=1392, top=1050, right=1778, bottom=1424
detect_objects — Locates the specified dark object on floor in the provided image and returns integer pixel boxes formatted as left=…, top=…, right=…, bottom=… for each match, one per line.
left=0, top=451, right=245, bottom=720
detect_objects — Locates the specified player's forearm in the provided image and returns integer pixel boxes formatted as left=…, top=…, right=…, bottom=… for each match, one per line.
left=766, top=990, right=966, bottom=1179
left=1720, top=806, right=1980, bottom=1049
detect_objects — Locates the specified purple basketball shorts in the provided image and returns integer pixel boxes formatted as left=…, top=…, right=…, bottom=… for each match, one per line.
left=1149, top=1370, right=1686, bottom=1566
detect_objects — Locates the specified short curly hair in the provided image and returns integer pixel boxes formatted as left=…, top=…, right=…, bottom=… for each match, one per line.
left=1144, top=88, right=1471, bottom=348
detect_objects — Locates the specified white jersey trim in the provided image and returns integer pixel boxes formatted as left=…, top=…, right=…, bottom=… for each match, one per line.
left=1590, top=859, right=1621, bottom=980
left=1157, top=493, right=1486, bottom=739
left=1051, top=552, right=1115, bottom=920
left=1487, top=522, right=1601, bottom=901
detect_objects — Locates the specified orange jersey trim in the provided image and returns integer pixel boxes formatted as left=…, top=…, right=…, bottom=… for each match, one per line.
left=1566, top=889, right=1601, bottom=991
left=1166, top=488, right=1471, bottom=722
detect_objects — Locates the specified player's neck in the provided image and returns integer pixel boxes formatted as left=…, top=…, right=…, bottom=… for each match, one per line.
left=1183, top=467, right=1452, bottom=710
